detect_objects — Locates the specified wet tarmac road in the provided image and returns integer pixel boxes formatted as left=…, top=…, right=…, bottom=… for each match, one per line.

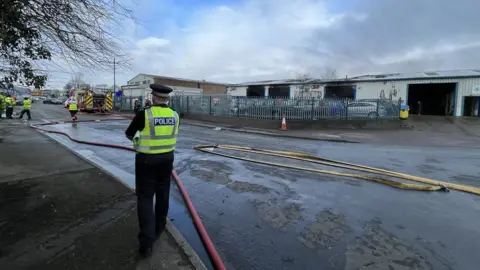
left=34, top=108, right=480, bottom=270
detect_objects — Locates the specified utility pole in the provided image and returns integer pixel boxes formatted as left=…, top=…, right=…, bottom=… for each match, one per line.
left=113, top=57, right=116, bottom=108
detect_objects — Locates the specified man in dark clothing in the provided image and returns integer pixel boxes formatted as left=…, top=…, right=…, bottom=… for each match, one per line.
left=134, top=98, right=141, bottom=114
left=125, top=84, right=179, bottom=257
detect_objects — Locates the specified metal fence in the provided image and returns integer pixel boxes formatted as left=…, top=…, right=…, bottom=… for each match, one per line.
left=170, top=95, right=401, bottom=120
left=113, top=96, right=143, bottom=111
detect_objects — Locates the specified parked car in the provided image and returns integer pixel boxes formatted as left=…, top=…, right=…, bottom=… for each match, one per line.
left=346, top=101, right=387, bottom=119
left=43, top=98, right=63, bottom=104
left=357, top=99, right=399, bottom=116
left=51, top=98, right=63, bottom=104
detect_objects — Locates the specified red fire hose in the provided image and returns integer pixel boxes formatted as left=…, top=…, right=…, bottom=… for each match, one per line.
left=30, top=118, right=226, bottom=270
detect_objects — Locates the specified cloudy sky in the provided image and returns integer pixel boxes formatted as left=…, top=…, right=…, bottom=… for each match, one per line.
left=46, top=0, right=480, bottom=88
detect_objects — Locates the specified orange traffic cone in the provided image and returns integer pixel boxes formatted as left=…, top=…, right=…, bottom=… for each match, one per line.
left=281, top=113, right=287, bottom=130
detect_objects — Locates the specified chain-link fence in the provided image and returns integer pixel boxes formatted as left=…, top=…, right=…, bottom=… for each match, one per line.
left=170, top=95, right=401, bottom=120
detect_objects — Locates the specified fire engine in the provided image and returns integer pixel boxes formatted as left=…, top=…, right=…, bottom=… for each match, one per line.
left=68, top=89, right=114, bottom=113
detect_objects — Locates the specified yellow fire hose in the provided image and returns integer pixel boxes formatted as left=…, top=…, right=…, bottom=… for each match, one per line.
left=193, top=144, right=480, bottom=196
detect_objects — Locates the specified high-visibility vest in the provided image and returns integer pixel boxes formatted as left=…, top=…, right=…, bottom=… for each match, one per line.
left=23, top=99, right=32, bottom=109
left=68, top=100, right=78, bottom=111
left=0, top=95, right=4, bottom=108
left=134, top=107, right=179, bottom=154
left=5, top=97, right=14, bottom=108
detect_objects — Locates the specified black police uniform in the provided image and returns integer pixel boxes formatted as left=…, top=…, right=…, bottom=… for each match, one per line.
left=125, top=84, right=176, bottom=255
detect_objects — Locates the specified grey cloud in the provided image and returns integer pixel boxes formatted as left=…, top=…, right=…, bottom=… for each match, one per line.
left=305, top=0, right=480, bottom=75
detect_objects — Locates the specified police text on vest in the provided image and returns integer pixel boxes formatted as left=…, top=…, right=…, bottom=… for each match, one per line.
left=154, top=117, right=175, bottom=126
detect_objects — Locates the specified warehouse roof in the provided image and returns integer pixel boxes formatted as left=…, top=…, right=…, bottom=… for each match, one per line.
left=232, top=69, right=480, bottom=86
left=135, top=73, right=228, bottom=86
left=324, top=69, right=480, bottom=83
left=233, top=78, right=317, bottom=86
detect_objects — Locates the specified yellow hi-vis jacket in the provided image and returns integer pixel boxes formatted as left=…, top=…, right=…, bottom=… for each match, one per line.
left=68, top=99, right=78, bottom=111
left=23, top=99, right=32, bottom=109
left=134, top=107, right=179, bottom=154
left=5, top=97, right=14, bottom=108
left=0, top=95, right=5, bottom=109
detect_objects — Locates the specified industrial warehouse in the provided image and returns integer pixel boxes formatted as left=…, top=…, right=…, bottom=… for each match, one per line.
left=227, top=69, right=480, bottom=117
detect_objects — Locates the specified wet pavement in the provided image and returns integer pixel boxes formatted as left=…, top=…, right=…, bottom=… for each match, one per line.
left=34, top=105, right=480, bottom=270
left=0, top=120, right=197, bottom=270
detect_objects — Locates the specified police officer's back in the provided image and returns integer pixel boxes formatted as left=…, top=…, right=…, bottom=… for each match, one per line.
left=125, top=84, right=179, bottom=256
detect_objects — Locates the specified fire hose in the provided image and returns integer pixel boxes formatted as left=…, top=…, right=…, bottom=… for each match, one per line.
left=193, top=145, right=480, bottom=196
left=30, top=118, right=226, bottom=270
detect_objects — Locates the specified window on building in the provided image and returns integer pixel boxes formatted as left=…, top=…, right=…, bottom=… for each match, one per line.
left=142, top=80, right=147, bottom=84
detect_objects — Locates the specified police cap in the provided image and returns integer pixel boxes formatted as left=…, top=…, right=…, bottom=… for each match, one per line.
left=150, top=84, right=173, bottom=98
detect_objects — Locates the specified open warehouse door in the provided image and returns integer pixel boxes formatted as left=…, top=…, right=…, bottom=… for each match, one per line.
left=407, top=83, right=456, bottom=115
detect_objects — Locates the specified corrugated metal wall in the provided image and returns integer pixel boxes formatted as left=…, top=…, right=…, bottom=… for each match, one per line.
left=354, top=77, right=480, bottom=116
left=227, top=78, right=480, bottom=116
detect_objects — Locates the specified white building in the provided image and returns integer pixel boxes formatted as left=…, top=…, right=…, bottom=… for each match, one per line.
left=121, top=74, right=155, bottom=98
left=227, top=69, right=480, bottom=117
left=121, top=73, right=212, bottom=101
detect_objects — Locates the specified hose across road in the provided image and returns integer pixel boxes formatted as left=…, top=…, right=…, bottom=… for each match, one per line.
left=193, top=145, right=480, bottom=196
left=30, top=117, right=226, bottom=270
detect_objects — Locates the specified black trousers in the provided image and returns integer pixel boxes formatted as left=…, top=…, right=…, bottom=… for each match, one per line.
left=135, top=151, right=174, bottom=248
left=19, top=109, right=31, bottom=120
left=6, top=107, right=13, bottom=119
left=69, top=110, right=77, bottom=118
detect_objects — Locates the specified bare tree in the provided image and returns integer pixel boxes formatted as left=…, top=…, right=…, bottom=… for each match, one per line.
left=64, top=72, right=86, bottom=90
left=1, top=0, right=134, bottom=88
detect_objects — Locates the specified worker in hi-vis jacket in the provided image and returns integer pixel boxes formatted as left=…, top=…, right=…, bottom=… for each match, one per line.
left=125, top=84, right=178, bottom=257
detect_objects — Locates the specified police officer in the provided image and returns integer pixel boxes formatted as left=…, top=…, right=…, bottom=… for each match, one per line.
left=19, top=96, right=32, bottom=120
left=125, top=84, right=179, bottom=256
left=4, top=94, right=15, bottom=119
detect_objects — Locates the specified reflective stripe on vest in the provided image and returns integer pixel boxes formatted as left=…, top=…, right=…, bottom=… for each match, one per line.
left=134, top=107, right=179, bottom=154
